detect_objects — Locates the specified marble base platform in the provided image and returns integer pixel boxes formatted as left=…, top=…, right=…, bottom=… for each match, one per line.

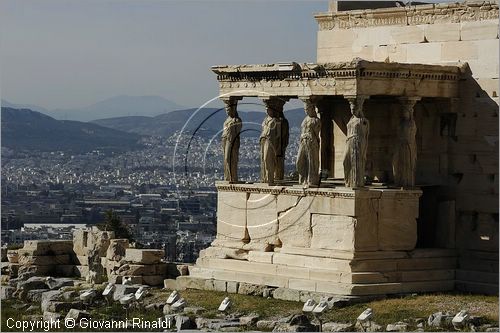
left=185, top=183, right=457, bottom=297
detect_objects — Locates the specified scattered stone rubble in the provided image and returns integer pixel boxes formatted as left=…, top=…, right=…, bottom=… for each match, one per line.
left=15, top=240, right=74, bottom=278
left=73, top=227, right=114, bottom=283
left=2, top=228, right=179, bottom=287
left=108, top=248, right=166, bottom=286
left=1, top=278, right=497, bottom=333
left=1, top=230, right=498, bottom=332
left=102, top=238, right=130, bottom=283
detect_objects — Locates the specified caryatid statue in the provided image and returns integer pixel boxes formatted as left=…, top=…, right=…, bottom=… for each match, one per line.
left=343, top=96, right=370, bottom=188
left=260, top=99, right=280, bottom=184
left=221, top=97, right=242, bottom=182
left=275, top=99, right=289, bottom=181
left=392, top=97, right=420, bottom=188
left=296, top=98, right=321, bottom=187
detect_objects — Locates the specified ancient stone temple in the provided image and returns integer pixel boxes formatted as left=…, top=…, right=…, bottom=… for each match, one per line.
left=183, top=1, right=499, bottom=299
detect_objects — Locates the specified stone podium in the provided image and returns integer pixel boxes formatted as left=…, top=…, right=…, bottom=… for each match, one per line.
left=211, top=183, right=422, bottom=252
left=185, top=183, right=455, bottom=299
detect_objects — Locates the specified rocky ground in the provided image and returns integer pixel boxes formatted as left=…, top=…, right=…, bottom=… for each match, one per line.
left=1, top=276, right=499, bottom=332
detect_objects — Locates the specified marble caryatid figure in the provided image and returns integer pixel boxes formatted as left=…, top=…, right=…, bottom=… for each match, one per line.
left=343, top=97, right=370, bottom=188
left=296, top=99, right=321, bottom=187
left=393, top=98, right=419, bottom=188
left=260, top=100, right=280, bottom=184
left=275, top=106, right=289, bottom=181
left=222, top=98, right=242, bottom=182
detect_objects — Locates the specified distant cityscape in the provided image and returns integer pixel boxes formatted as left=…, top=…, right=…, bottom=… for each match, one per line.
left=1, top=125, right=301, bottom=263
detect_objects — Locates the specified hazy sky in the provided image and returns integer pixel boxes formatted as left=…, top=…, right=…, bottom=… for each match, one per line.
left=1, top=0, right=328, bottom=110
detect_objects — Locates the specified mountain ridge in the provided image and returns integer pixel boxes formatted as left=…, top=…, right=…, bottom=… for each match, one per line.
left=91, top=107, right=306, bottom=137
left=1, top=107, right=143, bottom=152
left=2, top=95, right=184, bottom=121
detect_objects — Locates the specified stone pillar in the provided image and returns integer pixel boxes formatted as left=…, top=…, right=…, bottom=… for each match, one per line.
left=297, top=97, right=321, bottom=187
left=316, top=98, right=334, bottom=179
left=221, top=96, right=242, bottom=182
left=274, top=98, right=289, bottom=181
left=393, top=97, right=420, bottom=188
left=343, top=95, right=370, bottom=188
left=260, top=97, right=288, bottom=184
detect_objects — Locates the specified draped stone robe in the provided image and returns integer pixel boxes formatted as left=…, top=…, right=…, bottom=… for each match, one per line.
left=343, top=115, right=370, bottom=188
left=393, top=115, right=417, bottom=187
left=297, top=115, right=321, bottom=186
left=222, top=115, right=242, bottom=182
left=260, top=115, right=279, bottom=184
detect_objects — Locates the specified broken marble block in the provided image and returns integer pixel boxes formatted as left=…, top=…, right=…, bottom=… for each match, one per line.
left=106, top=239, right=129, bottom=262
left=21, top=240, right=74, bottom=256
left=124, top=249, right=163, bottom=265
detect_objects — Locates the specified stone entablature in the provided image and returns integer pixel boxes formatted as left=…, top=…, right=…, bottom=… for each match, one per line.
left=315, top=1, right=499, bottom=30
left=212, top=60, right=460, bottom=98
left=213, top=60, right=461, bottom=187
left=213, top=62, right=459, bottom=81
left=215, top=182, right=422, bottom=200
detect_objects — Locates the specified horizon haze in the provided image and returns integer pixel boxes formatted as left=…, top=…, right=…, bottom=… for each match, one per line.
left=1, top=0, right=327, bottom=118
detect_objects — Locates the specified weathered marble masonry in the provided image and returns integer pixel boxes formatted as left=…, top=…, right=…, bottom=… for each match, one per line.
left=180, top=1, right=499, bottom=299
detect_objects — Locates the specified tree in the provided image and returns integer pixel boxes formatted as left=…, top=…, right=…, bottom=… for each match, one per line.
left=103, top=210, right=133, bottom=241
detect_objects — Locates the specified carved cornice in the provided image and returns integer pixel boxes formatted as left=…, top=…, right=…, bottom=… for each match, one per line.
left=213, top=60, right=460, bottom=83
left=216, top=183, right=357, bottom=199
left=315, top=1, right=499, bottom=30
left=216, top=183, right=423, bottom=200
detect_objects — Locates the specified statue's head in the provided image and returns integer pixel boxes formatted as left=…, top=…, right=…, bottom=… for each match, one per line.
left=304, top=100, right=317, bottom=117
left=264, top=102, right=277, bottom=117
left=225, top=102, right=237, bottom=117
left=349, top=97, right=365, bottom=117
left=401, top=102, right=415, bottom=120
left=402, top=108, right=411, bottom=120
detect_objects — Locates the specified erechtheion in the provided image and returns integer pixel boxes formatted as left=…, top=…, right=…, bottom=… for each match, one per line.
left=182, top=1, right=499, bottom=299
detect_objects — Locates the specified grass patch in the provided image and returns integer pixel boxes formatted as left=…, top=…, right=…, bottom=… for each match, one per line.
left=181, top=289, right=302, bottom=318
left=90, top=302, right=163, bottom=322
left=154, top=289, right=498, bottom=328
left=322, top=293, right=498, bottom=327
left=2, top=300, right=37, bottom=332
left=1, top=289, right=498, bottom=332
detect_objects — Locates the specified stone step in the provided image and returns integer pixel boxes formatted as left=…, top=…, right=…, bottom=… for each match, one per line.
left=187, top=268, right=454, bottom=296
left=318, top=279, right=455, bottom=296
left=187, top=268, right=288, bottom=288
left=455, top=280, right=499, bottom=295
left=191, top=264, right=454, bottom=285
left=456, top=269, right=499, bottom=285
left=270, top=252, right=454, bottom=272
left=195, top=257, right=456, bottom=283
left=458, top=257, right=499, bottom=273
left=459, top=250, right=499, bottom=261
left=275, top=247, right=456, bottom=260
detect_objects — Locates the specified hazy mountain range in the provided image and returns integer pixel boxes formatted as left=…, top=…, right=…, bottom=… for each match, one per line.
left=1, top=107, right=142, bottom=152
left=2, top=95, right=184, bottom=122
left=91, top=107, right=305, bottom=138
left=1, top=95, right=306, bottom=152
